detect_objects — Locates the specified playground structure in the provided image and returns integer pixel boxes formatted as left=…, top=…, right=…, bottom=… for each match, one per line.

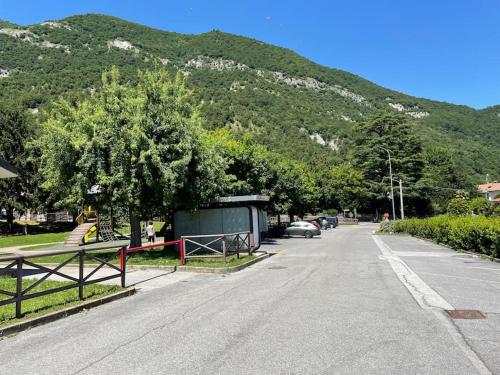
left=64, top=206, right=118, bottom=246
left=0, top=158, right=18, bottom=179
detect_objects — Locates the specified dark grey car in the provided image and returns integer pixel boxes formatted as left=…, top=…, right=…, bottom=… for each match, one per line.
left=284, top=221, right=321, bottom=238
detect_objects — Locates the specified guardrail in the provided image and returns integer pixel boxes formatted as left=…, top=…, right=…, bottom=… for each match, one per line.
left=181, top=232, right=252, bottom=266
left=0, top=240, right=182, bottom=318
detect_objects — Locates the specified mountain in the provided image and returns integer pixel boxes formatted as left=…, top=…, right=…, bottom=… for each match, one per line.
left=0, top=14, right=498, bottom=179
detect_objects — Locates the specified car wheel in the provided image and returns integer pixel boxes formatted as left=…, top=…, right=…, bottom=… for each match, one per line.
left=304, top=231, right=313, bottom=239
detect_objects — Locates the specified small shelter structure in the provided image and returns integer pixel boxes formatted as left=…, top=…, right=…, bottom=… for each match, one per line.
left=173, top=195, right=269, bottom=249
left=0, top=158, right=18, bottom=179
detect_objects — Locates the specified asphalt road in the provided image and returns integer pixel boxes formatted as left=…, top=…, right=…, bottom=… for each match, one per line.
left=1, top=225, right=499, bottom=374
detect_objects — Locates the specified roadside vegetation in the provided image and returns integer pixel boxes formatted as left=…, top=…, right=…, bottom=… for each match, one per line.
left=0, top=276, right=121, bottom=326
left=380, top=197, right=500, bottom=257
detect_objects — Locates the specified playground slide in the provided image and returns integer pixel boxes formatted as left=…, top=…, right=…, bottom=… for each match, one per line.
left=64, top=222, right=96, bottom=246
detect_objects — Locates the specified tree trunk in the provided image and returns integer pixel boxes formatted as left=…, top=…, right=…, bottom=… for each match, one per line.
left=6, top=207, right=15, bottom=234
left=129, top=210, right=142, bottom=248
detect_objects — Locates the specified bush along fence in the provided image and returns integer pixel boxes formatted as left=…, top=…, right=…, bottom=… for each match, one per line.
left=380, top=216, right=500, bottom=257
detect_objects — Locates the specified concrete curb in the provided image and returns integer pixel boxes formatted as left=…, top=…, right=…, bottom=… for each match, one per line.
left=0, top=288, right=136, bottom=338
left=177, top=253, right=270, bottom=274
left=127, top=265, right=176, bottom=271
left=458, top=249, right=500, bottom=263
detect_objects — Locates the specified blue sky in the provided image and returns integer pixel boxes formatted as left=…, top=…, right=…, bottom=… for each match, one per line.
left=1, top=0, right=499, bottom=109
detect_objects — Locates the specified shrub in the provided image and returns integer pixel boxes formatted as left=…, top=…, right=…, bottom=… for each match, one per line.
left=379, top=220, right=395, bottom=233
left=469, top=197, right=494, bottom=216
left=447, top=197, right=470, bottom=216
left=391, top=216, right=500, bottom=257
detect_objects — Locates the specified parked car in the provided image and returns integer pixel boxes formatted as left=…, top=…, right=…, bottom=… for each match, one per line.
left=325, top=216, right=338, bottom=228
left=285, top=221, right=321, bottom=238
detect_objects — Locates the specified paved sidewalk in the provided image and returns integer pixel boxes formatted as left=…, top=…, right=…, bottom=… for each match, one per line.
left=378, top=234, right=500, bottom=374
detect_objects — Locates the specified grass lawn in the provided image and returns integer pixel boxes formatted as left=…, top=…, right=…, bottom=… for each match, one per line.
left=0, top=232, right=69, bottom=249
left=0, top=276, right=121, bottom=327
left=28, top=248, right=256, bottom=268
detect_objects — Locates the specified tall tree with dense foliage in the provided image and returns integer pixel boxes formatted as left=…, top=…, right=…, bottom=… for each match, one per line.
left=206, top=129, right=319, bottom=218
left=37, top=67, right=223, bottom=246
left=205, top=129, right=272, bottom=195
left=419, top=146, right=467, bottom=213
left=351, top=114, right=429, bottom=216
left=319, top=164, right=367, bottom=213
left=265, top=155, right=319, bottom=220
left=0, top=105, right=36, bottom=233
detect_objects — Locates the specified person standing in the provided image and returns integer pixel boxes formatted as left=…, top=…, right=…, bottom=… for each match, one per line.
left=146, top=221, right=155, bottom=243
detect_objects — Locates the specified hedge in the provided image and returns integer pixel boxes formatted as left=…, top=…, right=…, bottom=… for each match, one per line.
left=380, top=216, right=500, bottom=257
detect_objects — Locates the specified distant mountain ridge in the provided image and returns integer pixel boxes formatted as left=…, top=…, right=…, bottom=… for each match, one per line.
left=0, top=14, right=498, bottom=179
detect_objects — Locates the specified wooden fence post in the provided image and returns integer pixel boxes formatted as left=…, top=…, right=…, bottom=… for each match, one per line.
left=15, top=258, right=23, bottom=318
left=120, top=246, right=126, bottom=288
left=79, top=251, right=84, bottom=300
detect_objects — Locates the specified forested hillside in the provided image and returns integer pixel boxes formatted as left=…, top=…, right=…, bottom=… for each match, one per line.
left=0, top=13, right=498, bottom=179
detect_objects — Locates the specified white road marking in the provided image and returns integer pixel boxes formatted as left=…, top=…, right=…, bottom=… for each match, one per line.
left=373, top=235, right=454, bottom=310
left=374, top=235, right=492, bottom=375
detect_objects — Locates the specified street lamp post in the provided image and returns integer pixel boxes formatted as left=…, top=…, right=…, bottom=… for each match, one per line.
left=378, top=147, right=396, bottom=221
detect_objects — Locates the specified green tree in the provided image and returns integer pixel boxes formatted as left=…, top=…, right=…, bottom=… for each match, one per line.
left=0, top=105, right=36, bottom=233
left=320, top=164, right=367, bottom=212
left=206, top=129, right=319, bottom=219
left=205, top=129, right=272, bottom=195
left=419, top=147, right=467, bottom=213
left=265, top=155, right=319, bottom=220
left=37, top=67, right=222, bottom=246
left=351, top=114, right=429, bottom=216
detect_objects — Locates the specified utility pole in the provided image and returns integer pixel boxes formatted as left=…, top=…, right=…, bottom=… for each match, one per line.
left=378, top=146, right=396, bottom=221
